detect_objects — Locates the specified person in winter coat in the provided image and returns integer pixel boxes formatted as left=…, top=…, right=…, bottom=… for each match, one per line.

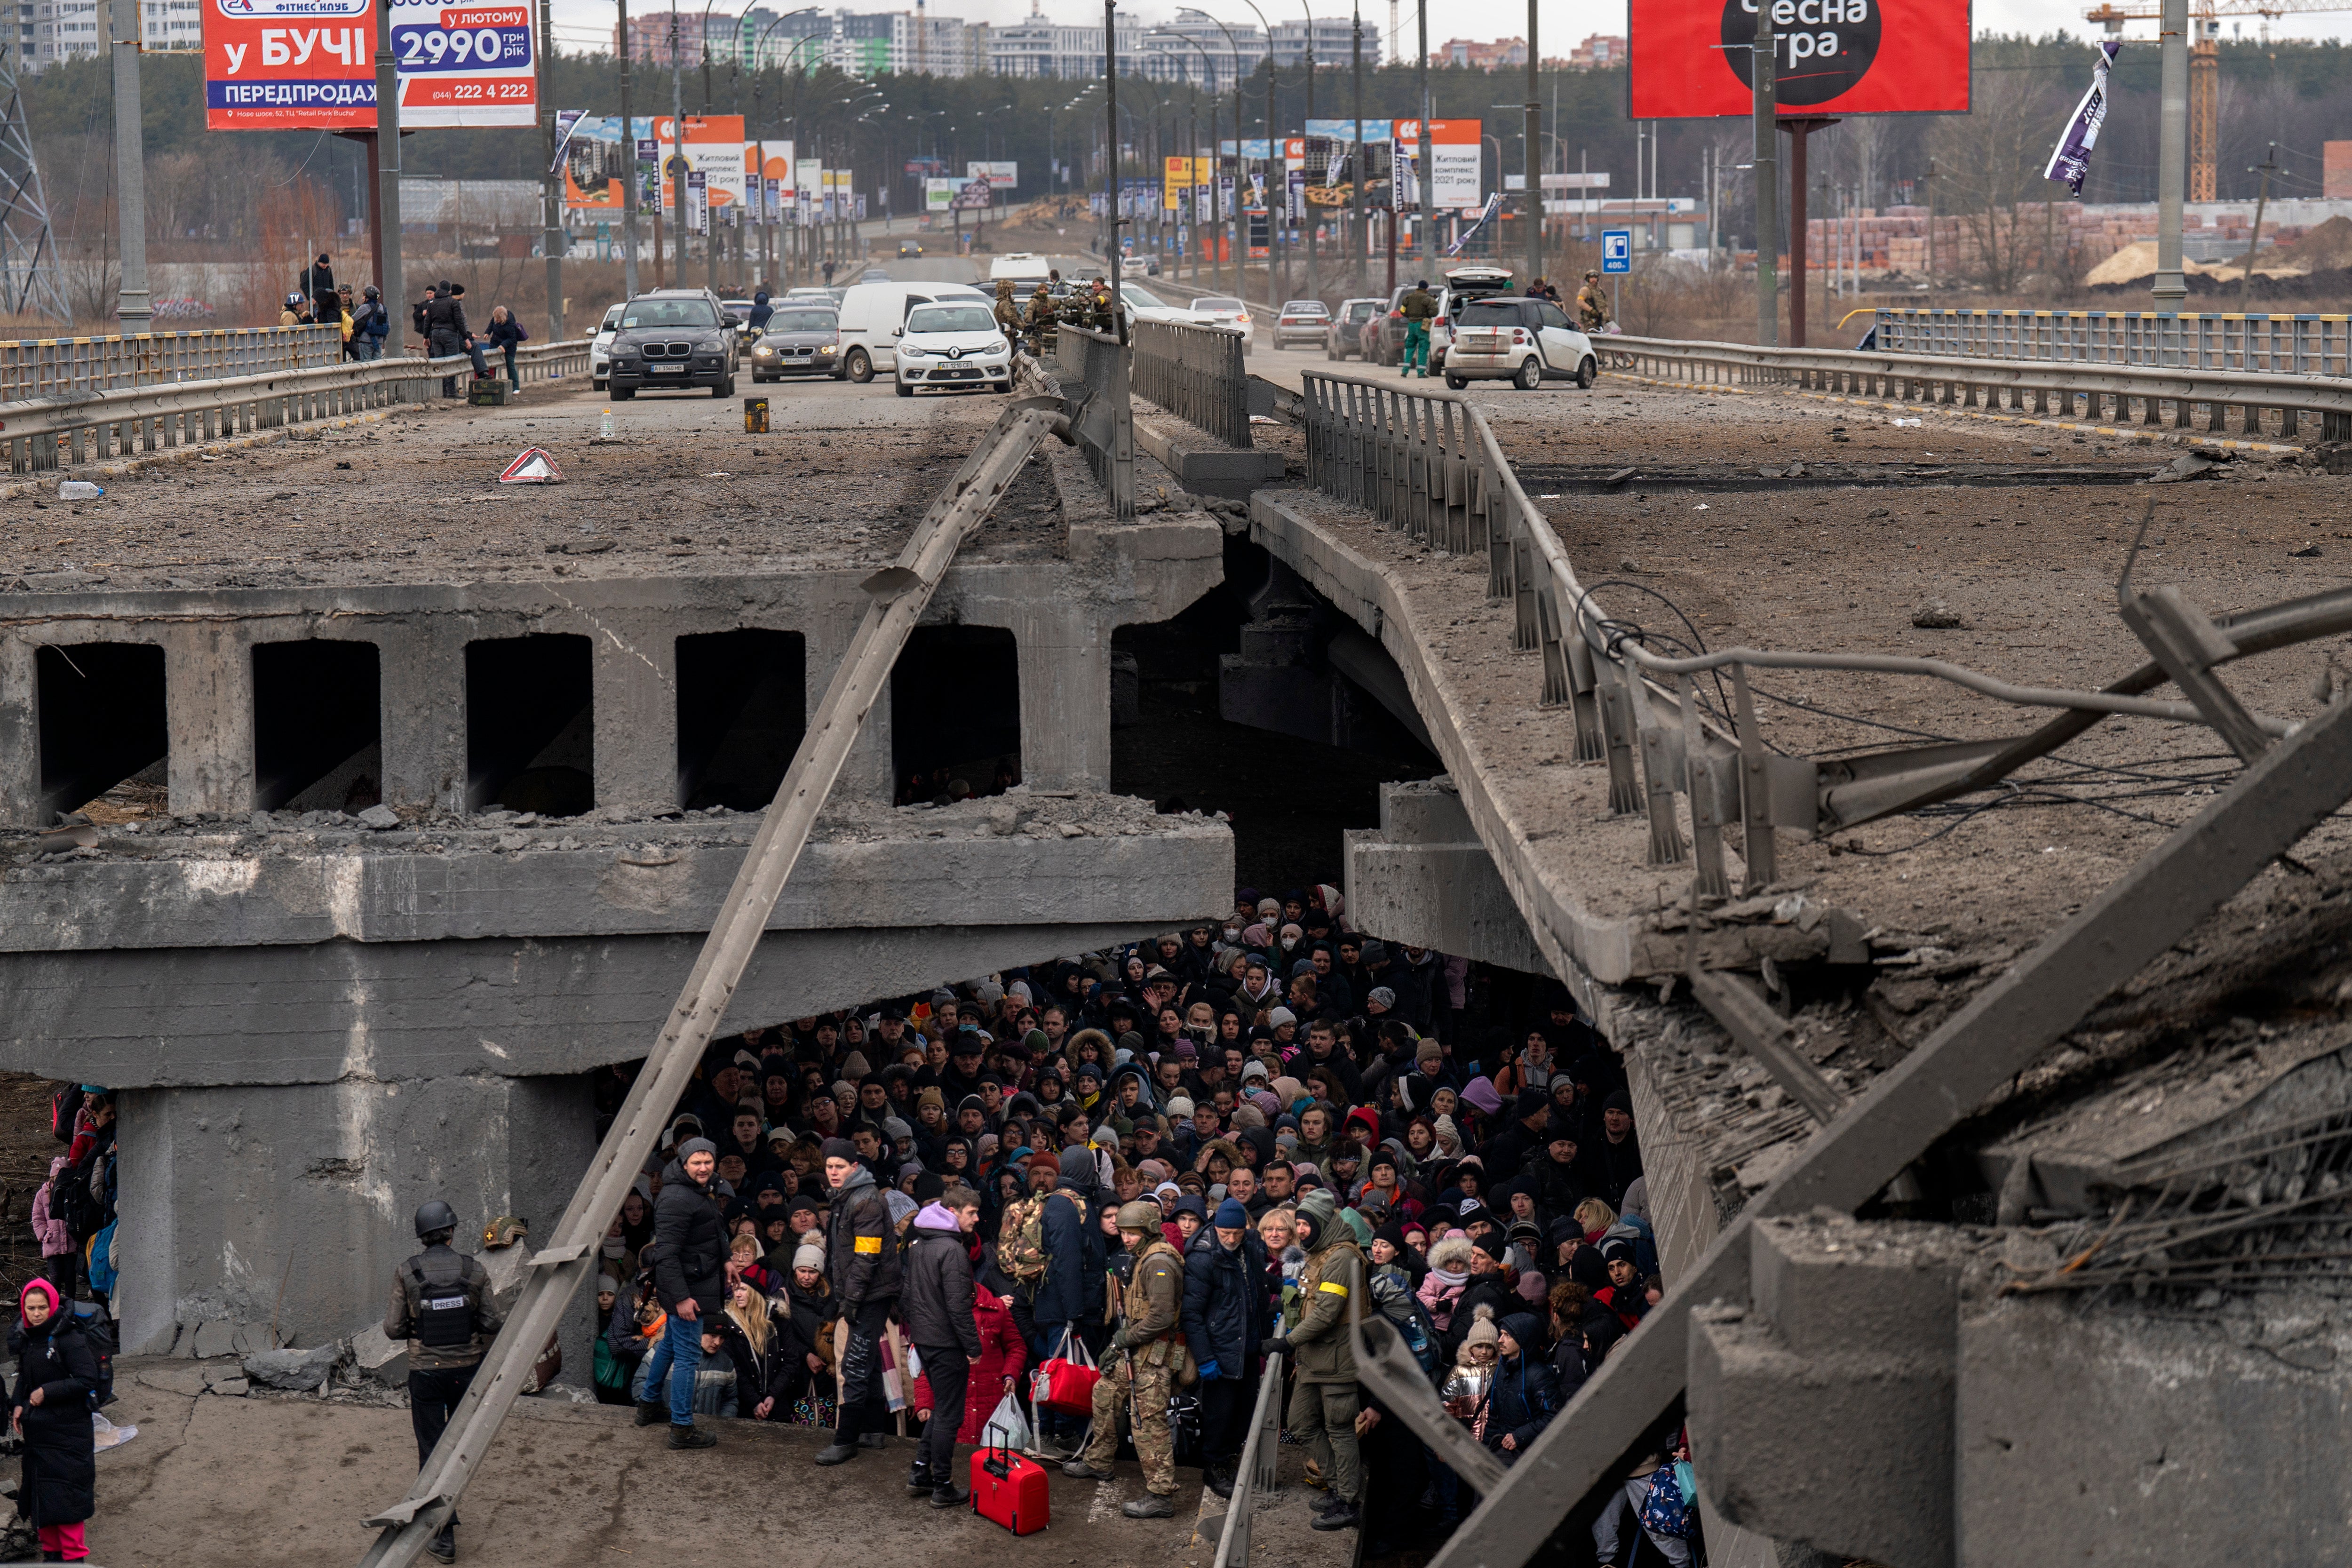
left=1182, top=1197, right=1269, bottom=1497
left=31, top=1157, right=74, bottom=1309
left=710, top=1278, right=798, bottom=1421
left=899, top=1189, right=983, bottom=1506
left=10, top=1279, right=95, bottom=1562
left=641, top=1139, right=728, bottom=1448
left=483, top=306, right=527, bottom=390
left=913, top=1278, right=1027, bottom=1446
left=1478, top=1312, right=1560, bottom=1462
left=1264, top=1187, right=1365, bottom=1532
left=818, top=1136, right=901, bottom=1465
left=422, top=281, right=470, bottom=395
left=1417, top=1234, right=1474, bottom=1330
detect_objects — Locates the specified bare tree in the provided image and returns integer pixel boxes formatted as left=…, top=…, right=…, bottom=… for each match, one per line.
left=1927, top=56, right=2063, bottom=294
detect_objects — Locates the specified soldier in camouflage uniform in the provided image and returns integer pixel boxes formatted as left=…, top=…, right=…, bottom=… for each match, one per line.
left=1264, top=1187, right=1365, bottom=1531
left=1063, top=1200, right=1186, bottom=1517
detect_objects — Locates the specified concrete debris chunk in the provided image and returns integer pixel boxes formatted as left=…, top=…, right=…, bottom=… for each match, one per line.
left=351, top=1323, right=410, bottom=1385
left=357, top=804, right=400, bottom=831
left=2150, top=452, right=2216, bottom=484
left=188, top=1319, right=239, bottom=1360
left=242, top=1342, right=342, bottom=1391
left=1911, top=600, right=1968, bottom=630
left=210, top=1377, right=250, bottom=1397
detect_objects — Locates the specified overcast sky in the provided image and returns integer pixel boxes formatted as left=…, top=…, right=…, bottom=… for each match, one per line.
left=545, top=0, right=2352, bottom=63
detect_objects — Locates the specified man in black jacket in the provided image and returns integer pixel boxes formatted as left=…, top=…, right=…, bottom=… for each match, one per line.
left=639, top=1138, right=725, bottom=1448
left=1181, top=1197, right=1268, bottom=1497
left=423, top=280, right=469, bottom=394
left=818, top=1136, right=902, bottom=1465
left=900, top=1187, right=983, bottom=1506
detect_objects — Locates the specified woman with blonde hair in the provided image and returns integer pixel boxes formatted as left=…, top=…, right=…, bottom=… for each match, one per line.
left=713, top=1277, right=798, bottom=1421
left=1574, top=1198, right=1618, bottom=1243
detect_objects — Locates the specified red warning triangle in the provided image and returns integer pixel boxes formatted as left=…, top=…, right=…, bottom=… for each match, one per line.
left=499, top=446, right=565, bottom=485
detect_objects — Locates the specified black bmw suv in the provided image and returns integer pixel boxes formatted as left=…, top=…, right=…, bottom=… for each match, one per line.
left=606, top=289, right=741, bottom=398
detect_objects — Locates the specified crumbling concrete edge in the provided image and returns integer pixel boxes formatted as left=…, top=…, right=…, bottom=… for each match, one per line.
left=0, top=398, right=435, bottom=501
left=1246, top=492, right=1643, bottom=1006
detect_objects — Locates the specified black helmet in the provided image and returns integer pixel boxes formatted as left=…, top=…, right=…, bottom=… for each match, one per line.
left=414, top=1199, right=459, bottom=1239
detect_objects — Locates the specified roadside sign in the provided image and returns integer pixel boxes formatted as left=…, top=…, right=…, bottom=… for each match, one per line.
left=1601, top=229, right=1631, bottom=273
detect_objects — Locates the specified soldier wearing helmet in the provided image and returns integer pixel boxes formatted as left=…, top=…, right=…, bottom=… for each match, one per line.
left=384, top=1199, right=503, bottom=1563
left=1060, top=1199, right=1186, bottom=1517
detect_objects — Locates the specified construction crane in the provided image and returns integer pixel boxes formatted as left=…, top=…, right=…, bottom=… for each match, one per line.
left=2085, top=0, right=2351, bottom=200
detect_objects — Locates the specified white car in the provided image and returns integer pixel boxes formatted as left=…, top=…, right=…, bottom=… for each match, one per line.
left=893, top=299, right=1014, bottom=396
left=1120, top=283, right=1217, bottom=330
left=1189, top=294, right=1253, bottom=350
left=1441, top=295, right=1598, bottom=391
left=590, top=302, right=623, bottom=389
left=1272, top=299, right=1331, bottom=348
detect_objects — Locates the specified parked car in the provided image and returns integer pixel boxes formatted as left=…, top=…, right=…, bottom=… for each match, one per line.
left=1273, top=299, right=1331, bottom=348
left=892, top=299, right=1015, bottom=397
left=1372, top=265, right=1516, bottom=370
left=1440, top=295, right=1597, bottom=390
left=722, top=298, right=758, bottom=344
left=590, top=302, right=624, bottom=389
left=833, top=279, right=989, bottom=382
left=747, top=303, right=840, bottom=381
left=604, top=289, right=740, bottom=399
left=1326, top=296, right=1383, bottom=360
left=1120, top=283, right=1224, bottom=331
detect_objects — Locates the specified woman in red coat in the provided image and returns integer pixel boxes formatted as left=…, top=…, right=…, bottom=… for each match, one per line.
left=912, top=1283, right=1030, bottom=1444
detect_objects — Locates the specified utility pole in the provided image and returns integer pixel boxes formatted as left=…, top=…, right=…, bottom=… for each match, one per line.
left=1750, top=0, right=1777, bottom=345
left=1106, top=0, right=1123, bottom=340
left=374, top=0, right=403, bottom=342
left=2239, top=141, right=2277, bottom=304
left=1523, top=1, right=1539, bottom=287
left=109, top=0, right=148, bottom=327
left=671, top=16, right=688, bottom=289
left=1300, top=27, right=1313, bottom=305
left=541, top=0, right=563, bottom=339
left=2153, top=0, right=2187, bottom=308
left=1415, top=0, right=1430, bottom=271
left=1351, top=2, right=1364, bottom=295
left=620, top=0, right=638, bottom=297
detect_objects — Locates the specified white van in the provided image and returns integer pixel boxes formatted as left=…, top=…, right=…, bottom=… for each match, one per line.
left=988, top=253, right=1052, bottom=285
left=834, top=280, right=989, bottom=383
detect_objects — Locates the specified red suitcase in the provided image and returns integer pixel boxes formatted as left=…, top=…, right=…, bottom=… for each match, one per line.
left=972, top=1431, right=1051, bottom=1535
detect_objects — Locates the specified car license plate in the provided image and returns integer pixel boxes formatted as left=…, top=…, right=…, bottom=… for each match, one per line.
left=649, top=364, right=684, bottom=374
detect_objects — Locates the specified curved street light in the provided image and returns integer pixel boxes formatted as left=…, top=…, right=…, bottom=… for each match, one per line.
left=1178, top=9, right=1258, bottom=301
left=1149, top=28, right=1227, bottom=290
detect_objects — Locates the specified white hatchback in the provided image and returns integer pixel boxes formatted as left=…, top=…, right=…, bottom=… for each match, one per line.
left=893, top=300, right=1015, bottom=396
left=1441, top=295, right=1598, bottom=391
left=590, top=302, right=623, bottom=389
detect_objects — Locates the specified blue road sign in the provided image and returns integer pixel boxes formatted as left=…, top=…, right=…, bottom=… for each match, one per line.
left=1601, top=229, right=1631, bottom=273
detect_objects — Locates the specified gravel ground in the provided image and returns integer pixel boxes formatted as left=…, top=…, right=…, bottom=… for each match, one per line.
left=0, top=374, right=1059, bottom=593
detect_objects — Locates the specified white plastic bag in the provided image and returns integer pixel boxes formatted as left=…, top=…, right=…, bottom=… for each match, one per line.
left=983, top=1392, right=1033, bottom=1453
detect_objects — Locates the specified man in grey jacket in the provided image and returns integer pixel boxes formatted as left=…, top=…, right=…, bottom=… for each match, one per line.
left=817, top=1136, right=901, bottom=1465
left=900, top=1186, right=983, bottom=1506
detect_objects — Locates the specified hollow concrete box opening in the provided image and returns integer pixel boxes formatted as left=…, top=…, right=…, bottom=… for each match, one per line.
left=465, top=634, right=594, bottom=815
left=254, top=639, right=382, bottom=812
left=676, top=629, right=807, bottom=811
left=37, top=641, right=167, bottom=826
left=891, top=624, right=1019, bottom=801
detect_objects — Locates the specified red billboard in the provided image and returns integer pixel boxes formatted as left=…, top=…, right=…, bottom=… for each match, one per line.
left=205, top=0, right=379, bottom=130
left=1629, top=0, right=1971, bottom=119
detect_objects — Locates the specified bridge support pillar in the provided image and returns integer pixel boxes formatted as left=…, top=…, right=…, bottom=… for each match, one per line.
left=162, top=621, right=258, bottom=816
left=1342, top=778, right=1548, bottom=974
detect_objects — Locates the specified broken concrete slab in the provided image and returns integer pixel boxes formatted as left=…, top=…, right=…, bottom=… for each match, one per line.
left=241, top=1343, right=340, bottom=1391
left=350, top=1323, right=409, bottom=1385
left=133, top=1362, right=211, bottom=1397
left=209, top=1377, right=249, bottom=1397
left=187, top=1320, right=238, bottom=1360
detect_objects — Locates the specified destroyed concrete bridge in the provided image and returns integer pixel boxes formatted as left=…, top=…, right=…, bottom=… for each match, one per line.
left=6, top=313, right=2352, bottom=1565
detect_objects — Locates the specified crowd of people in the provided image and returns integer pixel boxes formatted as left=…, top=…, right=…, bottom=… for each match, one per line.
left=591, top=883, right=1699, bottom=1563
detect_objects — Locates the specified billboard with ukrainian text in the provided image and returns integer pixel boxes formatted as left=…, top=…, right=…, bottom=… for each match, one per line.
left=1629, top=0, right=1971, bottom=118
left=204, top=0, right=377, bottom=130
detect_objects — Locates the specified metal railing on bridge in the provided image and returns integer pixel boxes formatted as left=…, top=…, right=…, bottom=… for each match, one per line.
left=1872, top=308, right=2352, bottom=380
left=0, top=339, right=590, bottom=474
left=1208, top=1348, right=1286, bottom=1568
left=0, top=324, right=344, bottom=401
left=1602, top=332, right=2352, bottom=443
left=1131, top=318, right=1253, bottom=448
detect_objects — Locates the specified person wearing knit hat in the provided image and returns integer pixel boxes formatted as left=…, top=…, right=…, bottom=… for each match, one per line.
left=1184, top=1194, right=1268, bottom=1496
left=792, top=1241, right=826, bottom=1273
left=840, top=1050, right=873, bottom=1082
left=1481, top=1311, right=1561, bottom=1462
left=1240, top=1059, right=1271, bottom=1084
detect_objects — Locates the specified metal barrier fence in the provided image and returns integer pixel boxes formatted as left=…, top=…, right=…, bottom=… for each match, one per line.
left=1132, top=318, right=1253, bottom=448
left=1209, top=1349, right=1286, bottom=1568
left=0, top=324, right=343, bottom=401
left=1872, top=308, right=2352, bottom=379
left=1602, top=333, right=2352, bottom=443
left=1045, top=325, right=1136, bottom=517
left=0, top=339, right=590, bottom=473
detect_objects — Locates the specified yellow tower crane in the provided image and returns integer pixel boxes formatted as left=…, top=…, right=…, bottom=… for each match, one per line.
left=2085, top=0, right=2349, bottom=200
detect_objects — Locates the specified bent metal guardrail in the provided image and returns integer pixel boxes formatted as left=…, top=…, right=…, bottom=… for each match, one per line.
left=1208, top=1347, right=1287, bottom=1568
left=0, top=339, right=590, bottom=473
left=1597, top=332, right=2352, bottom=443
left=1043, top=324, right=1136, bottom=518
left=1132, top=318, right=1253, bottom=448
left=1870, top=307, right=2352, bottom=381
left=1295, top=365, right=2352, bottom=903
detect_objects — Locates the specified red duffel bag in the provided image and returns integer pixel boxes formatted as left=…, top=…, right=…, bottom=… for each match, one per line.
left=1030, top=1328, right=1099, bottom=1417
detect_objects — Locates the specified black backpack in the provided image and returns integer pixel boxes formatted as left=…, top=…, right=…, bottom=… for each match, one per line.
left=68, top=1307, right=114, bottom=1410
left=55, top=1144, right=113, bottom=1240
